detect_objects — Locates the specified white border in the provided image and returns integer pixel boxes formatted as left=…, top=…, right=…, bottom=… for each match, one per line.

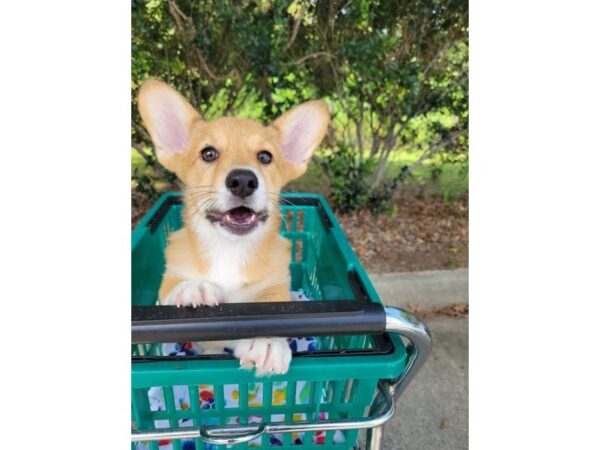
left=1, top=1, right=131, bottom=448
left=471, top=0, right=600, bottom=448
left=2, top=1, right=600, bottom=448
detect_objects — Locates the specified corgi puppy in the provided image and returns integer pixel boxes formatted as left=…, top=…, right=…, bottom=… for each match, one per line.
left=138, top=80, right=329, bottom=376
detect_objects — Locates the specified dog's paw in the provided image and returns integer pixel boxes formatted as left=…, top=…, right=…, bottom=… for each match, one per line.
left=234, top=338, right=292, bottom=376
left=163, top=280, right=225, bottom=307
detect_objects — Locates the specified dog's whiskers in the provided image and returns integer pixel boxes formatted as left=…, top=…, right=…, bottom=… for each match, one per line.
left=185, top=195, right=218, bottom=223
left=266, top=191, right=294, bottom=207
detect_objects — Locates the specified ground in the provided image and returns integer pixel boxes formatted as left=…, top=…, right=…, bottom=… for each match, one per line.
left=382, top=317, right=468, bottom=450
left=132, top=190, right=157, bottom=229
left=370, top=270, right=469, bottom=450
left=337, top=195, right=468, bottom=273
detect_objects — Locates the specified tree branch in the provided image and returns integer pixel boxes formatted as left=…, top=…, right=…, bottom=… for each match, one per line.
left=132, top=142, right=155, bottom=166
left=283, top=52, right=335, bottom=66
left=132, top=121, right=152, bottom=144
left=399, top=129, right=467, bottom=180
left=282, top=7, right=305, bottom=52
left=168, top=0, right=240, bottom=85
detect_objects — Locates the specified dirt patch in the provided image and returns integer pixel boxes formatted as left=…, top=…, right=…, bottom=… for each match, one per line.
left=337, top=195, right=468, bottom=273
left=131, top=190, right=156, bottom=230
left=433, top=303, right=469, bottom=318
left=132, top=191, right=468, bottom=273
left=406, top=302, right=469, bottom=319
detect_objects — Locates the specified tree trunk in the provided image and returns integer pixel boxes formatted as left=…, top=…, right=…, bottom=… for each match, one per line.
left=369, top=148, right=392, bottom=190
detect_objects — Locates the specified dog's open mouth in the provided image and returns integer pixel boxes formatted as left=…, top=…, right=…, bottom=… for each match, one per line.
left=206, top=206, right=268, bottom=235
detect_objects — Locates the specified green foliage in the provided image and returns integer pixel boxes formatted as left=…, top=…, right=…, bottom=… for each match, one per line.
left=131, top=147, right=178, bottom=200
left=132, top=167, right=161, bottom=201
left=131, top=0, right=468, bottom=213
left=433, top=152, right=468, bottom=202
left=318, top=142, right=374, bottom=213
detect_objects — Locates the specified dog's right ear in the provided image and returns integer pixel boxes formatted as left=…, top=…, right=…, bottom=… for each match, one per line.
left=137, top=79, right=201, bottom=172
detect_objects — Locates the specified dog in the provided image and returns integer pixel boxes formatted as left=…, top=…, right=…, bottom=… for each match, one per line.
left=138, top=80, right=329, bottom=376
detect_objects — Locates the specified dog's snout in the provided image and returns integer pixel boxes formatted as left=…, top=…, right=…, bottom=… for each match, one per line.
left=226, top=169, right=259, bottom=198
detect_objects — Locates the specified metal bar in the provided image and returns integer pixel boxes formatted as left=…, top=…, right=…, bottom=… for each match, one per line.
left=132, top=381, right=395, bottom=445
left=362, top=307, right=433, bottom=450
left=383, top=307, right=432, bottom=398
left=132, top=301, right=386, bottom=344
left=133, top=427, right=201, bottom=442
left=366, top=426, right=384, bottom=450
left=364, top=381, right=392, bottom=450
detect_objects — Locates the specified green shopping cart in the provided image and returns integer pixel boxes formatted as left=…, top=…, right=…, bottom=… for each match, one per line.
left=131, top=192, right=431, bottom=450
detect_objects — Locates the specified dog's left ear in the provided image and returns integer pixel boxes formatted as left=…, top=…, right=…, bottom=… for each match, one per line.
left=271, top=100, right=330, bottom=182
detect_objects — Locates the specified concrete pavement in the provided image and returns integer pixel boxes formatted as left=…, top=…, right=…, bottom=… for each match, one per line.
left=382, top=317, right=468, bottom=450
left=364, top=269, right=469, bottom=449
left=370, top=268, right=468, bottom=310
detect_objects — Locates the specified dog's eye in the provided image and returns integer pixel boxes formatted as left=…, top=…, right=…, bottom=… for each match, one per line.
left=257, top=150, right=272, bottom=165
left=200, top=146, right=219, bottom=162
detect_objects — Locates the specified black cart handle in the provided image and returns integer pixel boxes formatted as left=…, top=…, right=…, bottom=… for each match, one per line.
left=132, top=301, right=386, bottom=344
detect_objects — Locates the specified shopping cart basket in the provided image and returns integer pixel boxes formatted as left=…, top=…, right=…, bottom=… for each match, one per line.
left=131, top=193, right=431, bottom=450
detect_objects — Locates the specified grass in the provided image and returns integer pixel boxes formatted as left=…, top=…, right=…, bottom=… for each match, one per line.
left=131, top=149, right=150, bottom=172
left=286, top=149, right=468, bottom=201
left=384, top=150, right=468, bottom=201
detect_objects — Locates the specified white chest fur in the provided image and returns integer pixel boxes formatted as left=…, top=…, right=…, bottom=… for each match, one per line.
left=202, top=235, right=254, bottom=300
left=179, top=222, right=271, bottom=303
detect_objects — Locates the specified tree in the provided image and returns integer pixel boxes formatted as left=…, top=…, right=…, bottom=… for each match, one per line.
left=131, top=0, right=468, bottom=211
left=303, top=0, right=468, bottom=210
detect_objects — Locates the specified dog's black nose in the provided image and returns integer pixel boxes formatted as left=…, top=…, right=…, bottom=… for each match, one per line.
left=226, top=169, right=259, bottom=198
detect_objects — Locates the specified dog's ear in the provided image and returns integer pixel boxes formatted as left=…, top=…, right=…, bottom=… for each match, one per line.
left=271, top=100, right=330, bottom=182
left=137, top=79, right=201, bottom=172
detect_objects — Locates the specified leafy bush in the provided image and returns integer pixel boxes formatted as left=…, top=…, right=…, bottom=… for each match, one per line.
left=318, top=143, right=411, bottom=214
left=318, top=142, right=374, bottom=213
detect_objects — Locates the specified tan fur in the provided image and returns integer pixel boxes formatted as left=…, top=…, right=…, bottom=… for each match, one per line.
left=138, top=79, right=328, bottom=305
left=138, top=79, right=329, bottom=375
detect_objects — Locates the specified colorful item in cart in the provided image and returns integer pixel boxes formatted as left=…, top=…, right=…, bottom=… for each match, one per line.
left=135, top=298, right=345, bottom=450
left=139, top=375, right=346, bottom=449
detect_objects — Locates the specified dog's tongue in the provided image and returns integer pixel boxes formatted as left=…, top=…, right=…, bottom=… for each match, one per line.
left=223, top=206, right=257, bottom=227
